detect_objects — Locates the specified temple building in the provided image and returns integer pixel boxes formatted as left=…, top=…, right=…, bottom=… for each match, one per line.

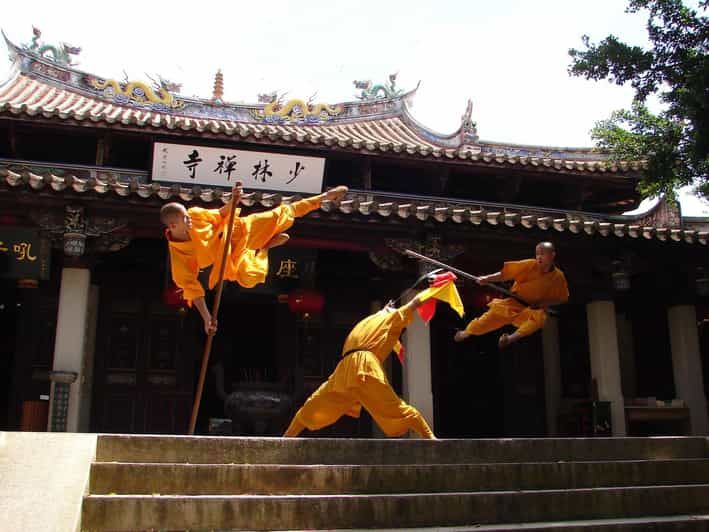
left=0, top=29, right=707, bottom=438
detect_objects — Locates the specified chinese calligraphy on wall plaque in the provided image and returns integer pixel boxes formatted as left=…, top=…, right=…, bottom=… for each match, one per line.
left=151, top=142, right=325, bottom=194
left=0, top=227, right=51, bottom=280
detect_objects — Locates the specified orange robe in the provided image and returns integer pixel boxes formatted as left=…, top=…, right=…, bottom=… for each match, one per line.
left=284, top=283, right=464, bottom=439
left=167, top=197, right=321, bottom=304
left=465, top=259, right=569, bottom=338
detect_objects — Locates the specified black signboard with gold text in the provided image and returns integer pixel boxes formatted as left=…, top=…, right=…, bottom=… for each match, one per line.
left=0, top=227, right=51, bottom=280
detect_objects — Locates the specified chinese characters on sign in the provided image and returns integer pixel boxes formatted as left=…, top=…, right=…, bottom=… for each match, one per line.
left=214, top=155, right=237, bottom=180
left=12, top=242, right=37, bottom=261
left=0, top=241, right=36, bottom=260
left=152, top=142, right=325, bottom=194
left=252, top=159, right=272, bottom=183
left=287, top=161, right=305, bottom=184
left=275, top=258, right=299, bottom=279
left=182, top=150, right=203, bottom=179
left=0, top=228, right=51, bottom=280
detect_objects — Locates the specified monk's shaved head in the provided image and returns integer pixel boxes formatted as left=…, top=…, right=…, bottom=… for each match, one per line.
left=535, top=241, right=556, bottom=270
left=536, top=241, right=555, bottom=253
left=160, top=202, right=187, bottom=225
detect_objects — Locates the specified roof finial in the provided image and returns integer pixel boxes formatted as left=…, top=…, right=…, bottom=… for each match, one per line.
left=353, top=72, right=403, bottom=101
left=23, top=26, right=81, bottom=66
left=460, top=98, right=478, bottom=143
left=212, top=69, right=224, bottom=103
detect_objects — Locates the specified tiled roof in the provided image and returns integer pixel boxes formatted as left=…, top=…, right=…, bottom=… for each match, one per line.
left=1, top=167, right=703, bottom=246
left=0, top=35, right=643, bottom=175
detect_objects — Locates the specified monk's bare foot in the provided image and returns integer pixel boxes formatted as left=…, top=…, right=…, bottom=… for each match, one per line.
left=498, top=333, right=511, bottom=350
left=324, top=185, right=348, bottom=202
left=265, top=233, right=290, bottom=249
left=454, top=330, right=470, bottom=343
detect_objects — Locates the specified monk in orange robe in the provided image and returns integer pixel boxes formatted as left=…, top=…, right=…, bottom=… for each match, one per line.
left=284, top=278, right=464, bottom=439
left=454, top=241, right=569, bottom=349
left=160, top=182, right=348, bottom=335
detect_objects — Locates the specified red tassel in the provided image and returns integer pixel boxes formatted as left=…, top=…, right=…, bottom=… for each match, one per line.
left=396, top=344, right=406, bottom=364
left=417, top=299, right=438, bottom=323
left=415, top=272, right=457, bottom=322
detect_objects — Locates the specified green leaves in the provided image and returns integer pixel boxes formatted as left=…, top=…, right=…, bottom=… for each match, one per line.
left=569, top=0, right=708, bottom=200
left=591, top=102, right=684, bottom=200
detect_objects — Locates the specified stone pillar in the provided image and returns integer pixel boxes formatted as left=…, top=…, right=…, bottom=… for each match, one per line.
left=668, top=305, right=708, bottom=435
left=586, top=300, right=626, bottom=436
left=402, top=290, right=434, bottom=437
left=386, top=235, right=465, bottom=438
left=77, top=285, right=99, bottom=431
left=48, top=268, right=93, bottom=432
left=542, top=315, right=562, bottom=436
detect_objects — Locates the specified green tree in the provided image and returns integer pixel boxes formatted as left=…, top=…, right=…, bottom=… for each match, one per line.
left=568, top=0, right=708, bottom=200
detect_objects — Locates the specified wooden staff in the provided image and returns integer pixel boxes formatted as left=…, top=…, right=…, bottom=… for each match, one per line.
left=188, top=183, right=241, bottom=435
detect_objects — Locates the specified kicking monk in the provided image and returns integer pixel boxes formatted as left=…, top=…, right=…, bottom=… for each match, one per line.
left=161, top=182, right=348, bottom=335
left=284, top=274, right=464, bottom=439
left=454, top=241, right=569, bottom=349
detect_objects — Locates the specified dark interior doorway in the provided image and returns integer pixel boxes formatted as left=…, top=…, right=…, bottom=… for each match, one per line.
left=0, top=281, right=19, bottom=429
left=431, top=305, right=505, bottom=437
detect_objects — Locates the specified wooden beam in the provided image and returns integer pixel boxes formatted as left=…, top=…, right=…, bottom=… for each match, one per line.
left=361, top=159, right=372, bottom=190
left=496, top=175, right=522, bottom=203
left=95, top=133, right=111, bottom=166
left=8, top=122, right=17, bottom=158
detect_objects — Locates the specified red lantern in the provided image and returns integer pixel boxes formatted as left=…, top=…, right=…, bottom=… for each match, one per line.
left=287, top=288, right=325, bottom=317
left=471, top=287, right=496, bottom=309
left=163, top=284, right=187, bottom=309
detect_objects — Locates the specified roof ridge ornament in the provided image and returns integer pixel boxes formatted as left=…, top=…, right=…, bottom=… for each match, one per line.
left=211, top=69, right=224, bottom=104
left=24, top=26, right=81, bottom=66
left=86, top=73, right=185, bottom=111
left=634, top=195, right=682, bottom=228
left=353, top=72, right=403, bottom=101
left=250, top=92, right=342, bottom=124
left=460, top=98, right=479, bottom=143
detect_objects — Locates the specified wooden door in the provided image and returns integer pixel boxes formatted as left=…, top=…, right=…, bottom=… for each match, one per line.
left=92, top=285, right=198, bottom=434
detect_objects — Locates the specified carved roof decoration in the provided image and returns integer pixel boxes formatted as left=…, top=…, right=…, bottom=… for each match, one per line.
left=0, top=31, right=643, bottom=174
left=1, top=166, right=704, bottom=246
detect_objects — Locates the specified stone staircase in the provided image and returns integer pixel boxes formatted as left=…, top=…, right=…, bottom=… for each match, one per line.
left=81, top=435, right=709, bottom=531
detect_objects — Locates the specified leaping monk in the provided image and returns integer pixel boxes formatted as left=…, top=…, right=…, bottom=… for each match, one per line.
left=453, top=241, right=569, bottom=349
left=160, top=182, right=348, bottom=335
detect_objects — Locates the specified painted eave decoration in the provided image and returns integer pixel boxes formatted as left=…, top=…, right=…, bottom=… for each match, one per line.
left=0, top=29, right=644, bottom=173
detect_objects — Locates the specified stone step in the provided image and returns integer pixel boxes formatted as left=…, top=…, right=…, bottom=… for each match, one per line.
left=300, top=515, right=709, bottom=531
left=81, top=484, right=709, bottom=531
left=89, top=459, right=709, bottom=495
left=96, top=435, right=708, bottom=465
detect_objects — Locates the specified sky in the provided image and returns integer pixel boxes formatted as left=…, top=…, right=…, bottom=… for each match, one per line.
left=2, top=0, right=707, bottom=216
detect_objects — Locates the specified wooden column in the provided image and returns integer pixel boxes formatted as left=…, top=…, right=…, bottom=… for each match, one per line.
left=542, top=315, right=562, bottom=435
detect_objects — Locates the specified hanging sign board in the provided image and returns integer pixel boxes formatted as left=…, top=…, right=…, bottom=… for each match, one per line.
left=151, top=142, right=325, bottom=194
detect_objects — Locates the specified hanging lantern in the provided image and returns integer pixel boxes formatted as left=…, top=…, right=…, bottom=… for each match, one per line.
left=63, top=232, right=86, bottom=257
left=611, top=260, right=631, bottom=292
left=287, top=288, right=325, bottom=317
left=163, top=284, right=187, bottom=309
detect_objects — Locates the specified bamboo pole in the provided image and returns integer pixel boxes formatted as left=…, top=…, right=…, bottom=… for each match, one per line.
left=188, top=183, right=241, bottom=435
